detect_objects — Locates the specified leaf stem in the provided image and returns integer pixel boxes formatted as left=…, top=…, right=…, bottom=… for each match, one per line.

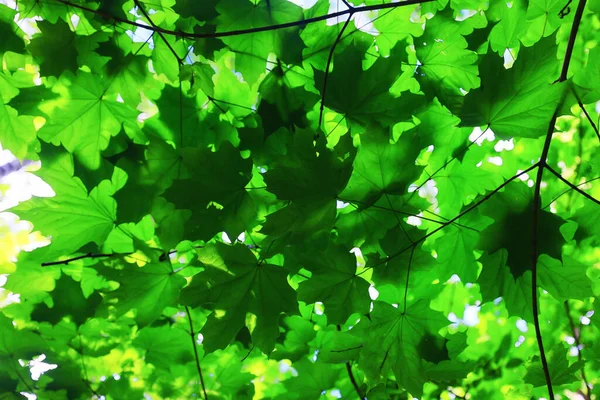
left=185, top=306, right=208, bottom=400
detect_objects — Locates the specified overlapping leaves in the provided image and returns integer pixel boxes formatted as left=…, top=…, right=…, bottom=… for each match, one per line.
left=1, top=0, right=599, bottom=399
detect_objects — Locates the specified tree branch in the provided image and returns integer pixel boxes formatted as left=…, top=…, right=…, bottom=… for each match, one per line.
left=41, top=252, right=133, bottom=267
left=53, top=0, right=434, bottom=40
left=185, top=306, right=208, bottom=400
left=545, top=166, right=600, bottom=206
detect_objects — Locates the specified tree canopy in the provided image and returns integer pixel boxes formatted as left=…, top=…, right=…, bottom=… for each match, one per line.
left=0, top=0, right=599, bottom=399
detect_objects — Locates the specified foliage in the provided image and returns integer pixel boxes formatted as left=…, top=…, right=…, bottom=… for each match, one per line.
left=0, top=0, right=599, bottom=399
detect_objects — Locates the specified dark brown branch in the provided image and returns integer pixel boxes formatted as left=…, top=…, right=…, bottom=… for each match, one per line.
left=563, top=301, right=591, bottom=399
left=185, top=306, right=208, bottom=400
left=545, top=166, right=600, bottom=206
left=532, top=2, right=587, bottom=398
left=53, top=0, right=434, bottom=40
left=408, top=126, right=490, bottom=203
left=317, top=16, right=352, bottom=134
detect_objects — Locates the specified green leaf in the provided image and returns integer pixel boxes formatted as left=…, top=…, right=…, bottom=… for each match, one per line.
left=38, top=71, right=139, bottom=169
left=31, top=274, right=102, bottom=326
left=14, top=152, right=118, bottom=260
left=414, top=10, right=480, bottom=111
left=0, top=91, right=38, bottom=160
left=180, top=243, right=297, bottom=353
left=525, top=344, right=585, bottom=387
left=340, top=128, right=423, bottom=206
left=27, top=20, right=78, bottom=77
left=538, top=255, right=593, bottom=301
left=314, top=43, right=425, bottom=127
left=359, top=301, right=448, bottom=397
left=215, top=0, right=303, bottom=84
left=460, top=37, right=565, bottom=138
left=100, top=262, right=186, bottom=326
left=478, top=182, right=566, bottom=279
left=297, top=245, right=370, bottom=324
left=133, top=324, right=194, bottom=370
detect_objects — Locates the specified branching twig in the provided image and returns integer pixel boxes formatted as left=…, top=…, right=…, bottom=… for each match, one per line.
left=545, top=166, right=600, bottom=206
left=573, top=92, right=600, bottom=141
left=185, top=306, right=208, bottom=400
left=337, top=197, right=479, bottom=232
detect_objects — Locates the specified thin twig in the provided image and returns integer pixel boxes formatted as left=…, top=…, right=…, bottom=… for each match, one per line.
left=317, top=16, right=352, bottom=135
left=402, top=247, right=415, bottom=314
left=573, top=92, right=600, bottom=141
left=336, top=325, right=364, bottom=400
left=563, top=301, right=591, bottom=399
left=185, top=306, right=208, bottom=400
left=53, top=0, right=435, bottom=40
left=337, top=197, right=479, bottom=232
left=41, top=252, right=133, bottom=267
left=545, top=166, right=600, bottom=206
left=542, top=176, right=600, bottom=209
